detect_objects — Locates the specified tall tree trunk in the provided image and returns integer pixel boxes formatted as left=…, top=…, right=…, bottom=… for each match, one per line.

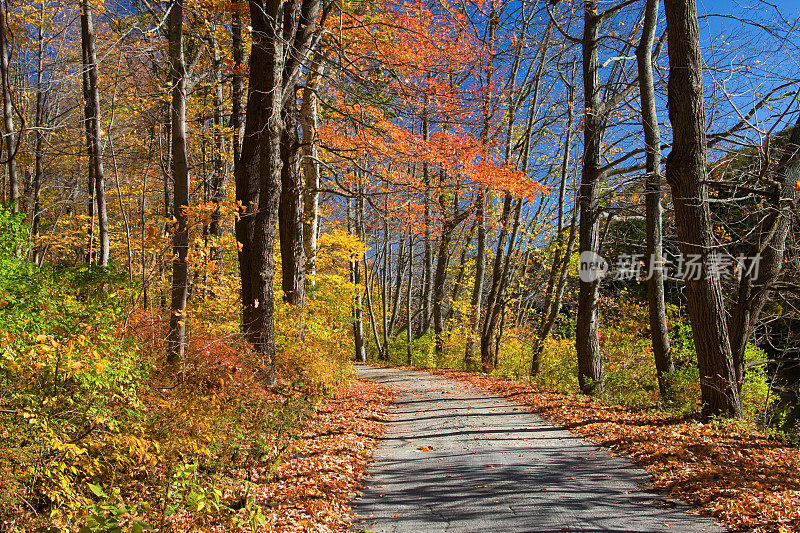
left=279, top=101, right=305, bottom=305
left=464, top=190, right=486, bottom=369
left=209, top=40, right=226, bottom=254
left=301, top=56, right=324, bottom=281
left=0, top=0, right=17, bottom=213
left=406, top=229, right=413, bottom=364
left=664, top=0, right=742, bottom=418
left=32, top=14, right=44, bottom=265
left=234, top=14, right=263, bottom=335
left=531, top=205, right=579, bottom=375
left=243, top=0, right=287, bottom=386
left=481, top=193, right=513, bottom=372
left=445, top=218, right=476, bottom=327
left=81, top=0, right=108, bottom=266
left=231, top=0, right=244, bottom=168
left=638, top=0, right=674, bottom=398
left=420, top=104, right=433, bottom=335
left=531, top=76, right=575, bottom=375
left=348, top=199, right=366, bottom=362
left=166, top=0, right=190, bottom=364
left=433, top=210, right=469, bottom=361
left=576, top=0, right=605, bottom=395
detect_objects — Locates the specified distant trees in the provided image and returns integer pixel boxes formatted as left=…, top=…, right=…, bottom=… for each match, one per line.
left=1, top=0, right=798, bottom=421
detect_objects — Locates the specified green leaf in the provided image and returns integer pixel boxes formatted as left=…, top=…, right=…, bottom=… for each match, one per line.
left=87, top=482, right=108, bottom=499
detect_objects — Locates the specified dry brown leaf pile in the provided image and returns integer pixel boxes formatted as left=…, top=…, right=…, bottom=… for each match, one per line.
left=261, top=379, right=394, bottom=532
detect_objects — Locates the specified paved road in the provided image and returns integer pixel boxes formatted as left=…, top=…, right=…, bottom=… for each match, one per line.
left=353, top=366, right=727, bottom=533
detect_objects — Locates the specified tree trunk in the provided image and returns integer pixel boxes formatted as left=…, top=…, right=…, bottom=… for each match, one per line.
left=638, top=0, right=674, bottom=398
left=231, top=0, right=244, bottom=168
left=406, top=229, right=413, bottom=364
left=209, top=41, right=226, bottom=253
left=576, top=0, right=604, bottom=395
left=531, top=77, right=575, bottom=375
left=664, top=0, right=742, bottom=418
left=531, top=205, right=578, bottom=375
left=241, top=0, right=288, bottom=386
left=481, top=193, right=513, bottom=372
left=80, top=0, right=108, bottom=266
left=301, top=56, right=324, bottom=281
left=166, top=0, right=190, bottom=364
left=279, top=101, right=306, bottom=305
left=0, top=0, right=18, bottom=213
left=32, top=16, right=45, bottom=265
left=348, top=199, right=366, bottom=362
left=464, top=190, right=486, bottom=369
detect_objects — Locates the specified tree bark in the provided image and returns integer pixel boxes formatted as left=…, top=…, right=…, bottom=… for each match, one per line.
left=32, top=13, right=45, bottom=265
left=300, top=55, right=324, bottom=281
left=80, top=0, right=109, bottom=267
left=348, top=199, right=366, bottom=362
left=0, top=0, right=18, bottom=213
left=576, top=0, right=605, bottom=395
left=434, top=207, right=470, bottom=361
left=231, top=0, right=244, bottom=168
left=279, top=101, right=306, bottom=305
left=481, top=193, right=513, bottom=372
left=166, top=0, right=190, bottom=364
left=209, top=40, right=226, bottom=253
left=637, top=0, right=674, bottom=397
left=664, top=0, right=742, bottom=418
left=464, top=190, right=486, bottom=369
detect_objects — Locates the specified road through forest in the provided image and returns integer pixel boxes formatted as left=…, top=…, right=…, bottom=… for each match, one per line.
left=353, top=366, right=727, bottom=533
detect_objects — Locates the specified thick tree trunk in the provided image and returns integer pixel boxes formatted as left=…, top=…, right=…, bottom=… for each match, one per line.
left=637, top=0, right=674, bottom=397
left=576, top=0, right=604, bottom=395
left=279, top=102, right=306, bottom=305
left=0, top=0, right=18, bottom=213
left=664, top=0, right=742, bottom=418
left=240, top=0, right=287, bottom=386
left=166, top=0, right=190, bottom=364
left=80, top=0, right=108, bottom=267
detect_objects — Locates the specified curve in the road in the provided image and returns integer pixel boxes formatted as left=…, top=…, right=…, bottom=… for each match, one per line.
left=353, top=366, right=727, bottom=533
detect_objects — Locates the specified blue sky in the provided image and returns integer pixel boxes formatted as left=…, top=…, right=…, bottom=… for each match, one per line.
left=698, top=0, right=800, bottom=20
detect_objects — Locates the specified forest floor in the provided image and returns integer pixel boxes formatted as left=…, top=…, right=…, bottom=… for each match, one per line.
left=250, top=379, right=395, bottom=532
left=352, top=366, right=726, bottom=533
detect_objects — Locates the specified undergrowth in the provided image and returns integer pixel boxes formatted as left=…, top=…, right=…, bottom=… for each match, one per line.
left=0, top=206, right=358, bottom=531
